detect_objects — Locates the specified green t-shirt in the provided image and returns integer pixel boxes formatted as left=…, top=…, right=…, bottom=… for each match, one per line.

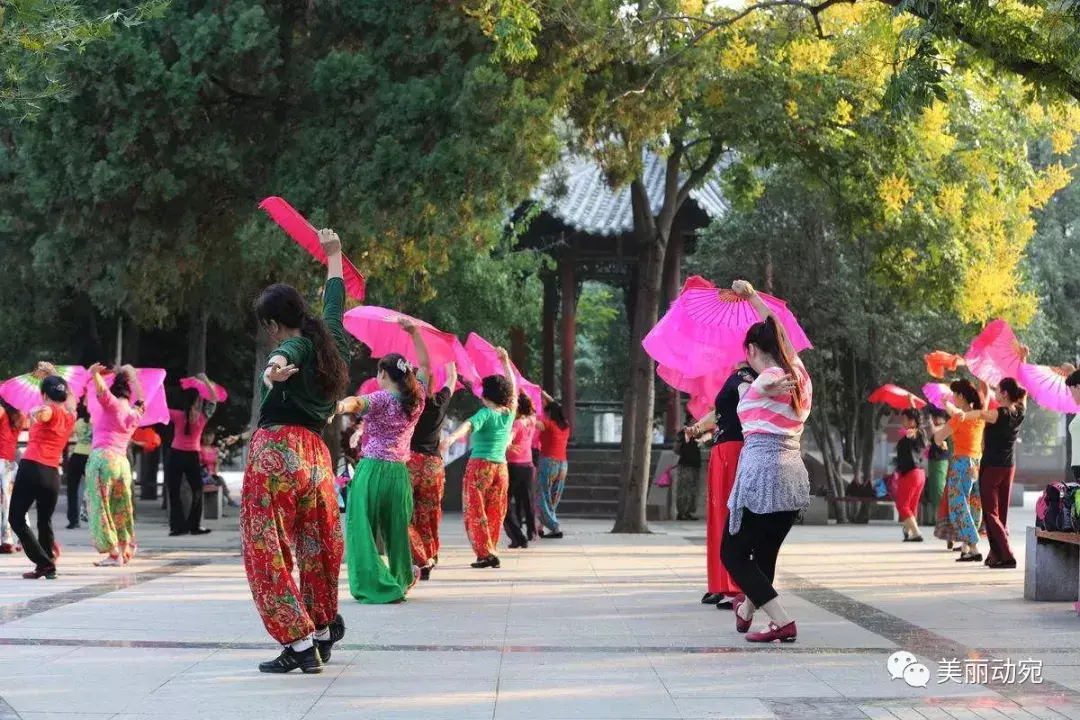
left=467, top=406, right=514, bottom=463
left=258, top=277, right=350, bottom=432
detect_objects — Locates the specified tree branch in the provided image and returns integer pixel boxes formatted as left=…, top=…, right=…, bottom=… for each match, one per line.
left=675, top=140, right=724, bottom=210
left=877, top=0, right=1080, bottom=103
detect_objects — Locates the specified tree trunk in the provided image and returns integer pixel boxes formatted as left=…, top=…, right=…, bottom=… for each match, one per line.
left=250, top=320, right=272, bottom=431
left=187, top=306, right=209, bottom=375
left=612, top=234, right=666, bottom=533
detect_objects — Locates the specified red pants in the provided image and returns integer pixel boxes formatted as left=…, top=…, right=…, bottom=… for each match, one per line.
left=979, top=465, right=1015, bottom=564
left=240, top=427, right=343, bottom=645
left=407, top=451, right=445, bottom=566
left=894, top=469, right=925, bottom=522
left=706, top=442, right=742, bottom=595
left=462, top=458, right=509, bottom=558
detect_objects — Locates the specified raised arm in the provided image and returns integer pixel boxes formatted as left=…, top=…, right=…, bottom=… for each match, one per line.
left=398, top=318, right=432, bottom=387
left=443, top=362, right=458, bottom=393
left=732, top=279, right=797, bottom=361
left=320, top=228, right=343, bottom=282
left=318, top=228, right=350, bottom=364
left=120, top=365, right=144, bottom=406
left=496, top=347, right=518, bottom=412
left=88, top=363, right=109, bottom=396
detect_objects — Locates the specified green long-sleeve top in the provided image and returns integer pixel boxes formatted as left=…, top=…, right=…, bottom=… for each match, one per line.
left=258, top=277, right=350, bottom=433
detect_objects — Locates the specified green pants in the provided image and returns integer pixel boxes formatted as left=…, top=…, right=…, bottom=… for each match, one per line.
left=346, top=458, right=415, bottom=604
left=926, top=459, right=949, bottom=514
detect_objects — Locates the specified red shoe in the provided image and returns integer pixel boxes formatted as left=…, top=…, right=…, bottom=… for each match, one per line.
left=23, top=565, right=57, bottom=580
left=746, top=621, right=797, bottom=643
left=0, top=543, right=13, bottom=554
left=732, top=594, right=752, bottom=634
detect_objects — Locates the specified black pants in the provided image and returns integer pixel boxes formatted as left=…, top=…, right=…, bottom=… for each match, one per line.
left=503, top=462, right=536, bottom=545
left=720, top=509, right=799, bottom=608
left=166, top=449, right=203, bottom=533
left=65, top=453, right=88, bottom=526
left=10, top=460, right=61, bottom=569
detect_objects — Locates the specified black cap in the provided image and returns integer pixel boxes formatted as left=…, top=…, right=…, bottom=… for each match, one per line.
left=41, top=376, right=69, bottom=403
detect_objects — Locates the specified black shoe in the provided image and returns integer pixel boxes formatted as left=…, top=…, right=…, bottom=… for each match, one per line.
left=470, top=555, right=501, bottom=569
left=168, top=530, right=188, bottom=537
left=988, top=559, right=1017, bottom=569
left=419, top=566, right=432, bottom=581
left=715, top=596, right=734, bottom=609
left=315, top=615, right=345, bottom=664
left=957, top=552, right=983, bottom=563
left=66, top=522, right=79, bottom=530
left=686, top=515, right=698, bottom=522
left=543, top=531, right=564, bottom=539
left=259, top=645, right=323, bottom=674
left=190, top=528, right=212, bottom=536
left=701, top=593, right=722, bottom=605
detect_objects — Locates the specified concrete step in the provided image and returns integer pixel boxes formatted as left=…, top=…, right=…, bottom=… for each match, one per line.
left=560, top=485, right=620, bottom=501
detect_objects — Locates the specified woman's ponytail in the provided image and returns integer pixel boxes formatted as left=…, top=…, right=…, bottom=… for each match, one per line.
left=300, top=314, right=349, bottom=400
left=378, top=353, right=423, bottom=417
left=745, top=316, right=804, bottom=415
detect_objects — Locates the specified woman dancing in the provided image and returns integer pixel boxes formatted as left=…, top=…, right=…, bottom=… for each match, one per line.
left=685, top=363, right=757, bottom=608
left=721, top=280, right=812, bottom=644
left=65, top=401, right=92, bottom=530
left=926, top=409, right=952, bottom=525
left=504, top=392, right=538, bottom=549
left=932, top=379, right=987, bottom=563
left=0, top=398, right=24, bottom=553
left=167, top=375, right=217, bottom=536
left=406, top=361, right=457, bottom=580
left=85, top=363, right=144, bottom=566
left=10, top=364, right=76, bottom=579
left=978, top=377, right=1026, bottom=569
left=535, top=392, right=571, bottom=539
left=894, top=404, right=929, bottom=543
left=338, top=320, right=430, bottom=604
left=243, top=228, right=350, bottom=674
left=441, top=350, right=517, bottom=568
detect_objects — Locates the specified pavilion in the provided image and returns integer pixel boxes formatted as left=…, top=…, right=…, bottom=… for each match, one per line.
left=515, top=150, right=729, bottom=440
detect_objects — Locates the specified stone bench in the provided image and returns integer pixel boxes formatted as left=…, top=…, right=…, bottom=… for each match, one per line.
left=1024, top=527, right=1080, bottom=602
left=203, top=484, right=223, bottom=521
left=802, top=495, right=897, bottom=525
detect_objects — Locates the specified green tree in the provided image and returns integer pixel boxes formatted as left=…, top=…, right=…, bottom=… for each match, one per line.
left=7, top=0, right=562, bottom=377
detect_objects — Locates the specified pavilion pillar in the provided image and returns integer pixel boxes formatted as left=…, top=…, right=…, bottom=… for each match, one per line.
left=542, top=270, right=557, bottom=394
left=663, top=233, right=684, bottom=439
left=559, top=253, right=576, bottom=432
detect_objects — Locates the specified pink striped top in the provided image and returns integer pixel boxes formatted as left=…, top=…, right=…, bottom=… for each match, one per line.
left=737, top=358, right=812, bottom=438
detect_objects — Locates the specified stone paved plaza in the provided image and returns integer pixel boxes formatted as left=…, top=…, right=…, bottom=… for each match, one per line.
left=4, top=492, right=1080, bottom=720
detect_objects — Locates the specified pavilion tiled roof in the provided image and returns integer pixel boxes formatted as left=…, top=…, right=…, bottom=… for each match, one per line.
left=531, top=150, right=730, bottom=237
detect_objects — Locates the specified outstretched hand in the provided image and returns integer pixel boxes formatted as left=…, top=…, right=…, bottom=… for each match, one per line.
left=87, top=363, right=107, bottom=377
left=760, top=372, right=797, bottom=396
left=495, top=347, right=509, bottom=362
left=396, top=317, right=417, bottom=334
left=264, top=363, right=299, bottom=388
